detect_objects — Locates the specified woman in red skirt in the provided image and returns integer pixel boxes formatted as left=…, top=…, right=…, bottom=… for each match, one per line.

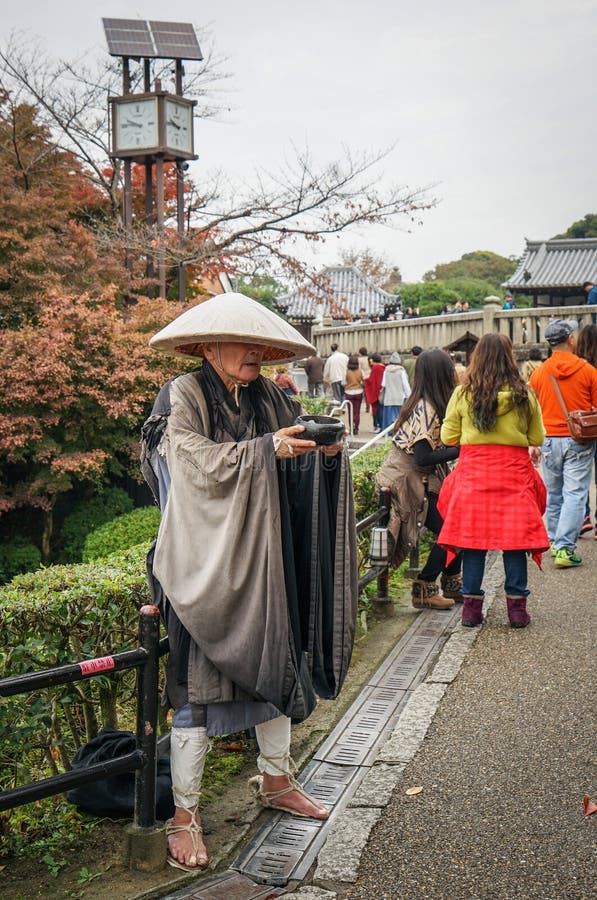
left=438, top=333, right=549, bottom=628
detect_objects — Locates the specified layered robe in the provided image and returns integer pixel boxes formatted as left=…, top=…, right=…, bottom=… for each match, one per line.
left=141, top=361, right=358, bottom=735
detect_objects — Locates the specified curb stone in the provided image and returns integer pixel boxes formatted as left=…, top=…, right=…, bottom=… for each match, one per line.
left=313, top=807, right=383, bottom=885
left=290, top=889, right=338, bottom=899
left=348, top=762, right=406, bottom=807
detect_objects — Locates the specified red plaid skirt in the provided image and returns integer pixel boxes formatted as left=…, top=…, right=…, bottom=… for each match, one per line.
left=437, top=444, right=549, bottom=567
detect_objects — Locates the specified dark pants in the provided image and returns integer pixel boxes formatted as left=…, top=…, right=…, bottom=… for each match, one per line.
left=331, top=381, right=344, bottom=402
left=346, top=393, right=362, bottom=431
left=462, top=548, right=528, bottom=597
left=419, top=493, right=462, bottom=581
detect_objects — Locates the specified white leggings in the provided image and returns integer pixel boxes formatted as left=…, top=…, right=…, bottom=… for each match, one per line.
left=170, top=715, right=291, bottom=810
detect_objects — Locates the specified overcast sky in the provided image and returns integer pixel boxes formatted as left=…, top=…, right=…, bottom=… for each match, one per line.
left=4, top=0, right=597, bottom=282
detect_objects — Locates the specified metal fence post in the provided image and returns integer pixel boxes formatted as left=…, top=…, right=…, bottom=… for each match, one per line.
left=126, top=604, right=166, bottom=871
left=375, top=487, right=392, bottom=609
left=407, top=541, right=421, bottom=577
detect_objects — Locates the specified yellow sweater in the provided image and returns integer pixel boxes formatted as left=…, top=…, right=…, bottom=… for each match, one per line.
left=441, top=385, right=545, bottom=447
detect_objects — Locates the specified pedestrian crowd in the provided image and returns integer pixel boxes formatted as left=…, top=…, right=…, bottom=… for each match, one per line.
left=301, top=314, right=597, bottom=629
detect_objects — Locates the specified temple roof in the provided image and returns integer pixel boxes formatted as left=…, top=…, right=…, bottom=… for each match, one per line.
left=505, top=238, right=597, bottom=292
left=275, top=266, right=399, bottom=322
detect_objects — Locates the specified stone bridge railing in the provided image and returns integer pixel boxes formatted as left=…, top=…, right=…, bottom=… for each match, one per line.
left=311, top=299, right=593, bottom=357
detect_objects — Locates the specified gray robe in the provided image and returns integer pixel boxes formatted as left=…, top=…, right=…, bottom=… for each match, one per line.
left=143, top=371, right=357, bottom=731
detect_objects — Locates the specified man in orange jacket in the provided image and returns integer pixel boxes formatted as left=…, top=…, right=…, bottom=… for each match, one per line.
left=529, top=319, right=597, bottom=568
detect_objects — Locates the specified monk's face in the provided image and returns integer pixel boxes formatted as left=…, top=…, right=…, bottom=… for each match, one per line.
left=204, top=341, right=266, bottom=386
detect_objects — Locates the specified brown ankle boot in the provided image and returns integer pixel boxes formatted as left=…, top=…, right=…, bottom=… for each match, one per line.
left=411, top=579, right=455, bottom=610
left=440, top=572, right=463, bottom=602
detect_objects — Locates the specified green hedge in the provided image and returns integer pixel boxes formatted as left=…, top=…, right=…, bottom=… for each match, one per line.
left=0, top=544, right=152, bottom=788
left=0, top=538, right=42, bottom=585
left=54, top=487, right=134, bottom=564
left=83, top=506, right=161, bottom=562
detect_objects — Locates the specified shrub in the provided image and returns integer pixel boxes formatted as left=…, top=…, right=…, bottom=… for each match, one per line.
left=82, top=506, right=161, bottom=562
left=300, top=396, right=329, bottom=415
left=350, top=440, right=392, bottom=520
left=55, top=488, right=134, bottom=564
left=0, top=538, right=42, bottom=584
left=0, top=544, right=152, bottom=789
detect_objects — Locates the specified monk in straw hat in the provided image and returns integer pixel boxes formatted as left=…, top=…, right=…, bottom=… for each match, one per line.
left=141, top=293, right=357, bottom=871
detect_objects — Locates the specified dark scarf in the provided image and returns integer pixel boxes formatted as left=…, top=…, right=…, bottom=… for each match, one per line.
left=199, top=359, right=275, bottom=441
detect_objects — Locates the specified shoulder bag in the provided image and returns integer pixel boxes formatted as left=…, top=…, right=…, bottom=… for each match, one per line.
left=549, top=375, right=597, bottom=444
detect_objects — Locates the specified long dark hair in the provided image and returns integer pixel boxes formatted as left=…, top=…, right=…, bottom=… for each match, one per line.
left=462, top=333, right=529, bottom=431
left=576, top=324, right=597, bottom=368
left=394, top=349, right=456, bottom=432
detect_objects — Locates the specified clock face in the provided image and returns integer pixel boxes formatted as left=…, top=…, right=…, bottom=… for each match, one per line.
left=115, top=98, right=158, bottom=151
left=165, top=99, right=193, bottom=154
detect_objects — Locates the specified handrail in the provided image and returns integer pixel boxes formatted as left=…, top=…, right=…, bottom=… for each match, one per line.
left=0, top=606, right=166, bottom=831
left=327, top=398, right=354, bottom=435
left=349, top=422, right=394, bottom=460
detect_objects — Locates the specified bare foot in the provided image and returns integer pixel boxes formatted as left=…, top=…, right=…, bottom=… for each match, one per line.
left=167, top=806, right=209, bottom=869
left=260, top=774, right=329, bottom=820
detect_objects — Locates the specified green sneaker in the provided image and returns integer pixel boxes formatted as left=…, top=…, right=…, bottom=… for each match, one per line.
left=549, top=542, right=556, bottom=557
left=554, top=548, right=582, bottom=568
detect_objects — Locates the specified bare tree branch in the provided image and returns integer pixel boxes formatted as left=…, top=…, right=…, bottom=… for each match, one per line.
left=1, top=32, right=436, bottom=289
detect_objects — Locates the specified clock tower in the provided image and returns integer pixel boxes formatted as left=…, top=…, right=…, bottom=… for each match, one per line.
left=103, top=18, right=202, bottom=301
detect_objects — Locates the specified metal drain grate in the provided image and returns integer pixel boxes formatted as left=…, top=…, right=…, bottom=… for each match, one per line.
left=217, top=607, right=462, bottom=891
left=313, top=686, right=405, bottom=766
left=241, top=846, right=303, bottom=886
left=163, top=869, right=287, bottom=899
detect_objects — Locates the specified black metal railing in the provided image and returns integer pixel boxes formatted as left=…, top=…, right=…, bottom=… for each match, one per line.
left=0, top=605, right=168, bottom=831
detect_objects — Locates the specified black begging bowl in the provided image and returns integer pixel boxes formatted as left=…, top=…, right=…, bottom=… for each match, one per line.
left=294, top=414, right=345, bottom=446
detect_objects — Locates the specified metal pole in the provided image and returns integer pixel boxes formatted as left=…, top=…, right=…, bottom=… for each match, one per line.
left=155, top=156, right=166, bottom=298
left=376, top=487, right=391, bottom=601
left=134, top=605, right=161, bottom=830
left=145, top=161, right=155, bottom=297
left=176, top=160, right=186, bottom=303
left=123, top=160, right=134, bottom=282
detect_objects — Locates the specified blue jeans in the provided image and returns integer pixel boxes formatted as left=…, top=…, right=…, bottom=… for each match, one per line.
left=462, top=549, right=528, bottom=597
left=583, top=442, right=597, bottom=519
left=541, top=437, right=596, bottom=550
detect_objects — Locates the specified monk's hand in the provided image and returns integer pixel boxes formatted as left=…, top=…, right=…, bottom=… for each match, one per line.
left=273, top=425, right=317, bottom=459
left=319, top=431, right=347, bottom=457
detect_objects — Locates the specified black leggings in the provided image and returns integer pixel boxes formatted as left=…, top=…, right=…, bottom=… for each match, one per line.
left=419, top=492, right=461, bottom=582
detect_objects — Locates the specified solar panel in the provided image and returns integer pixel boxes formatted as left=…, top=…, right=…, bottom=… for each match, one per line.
left=102, top=18, right=203, bottom=61
left=102, top=18, right=155, bottom=58
left=149, top=21, right=203, bottom=60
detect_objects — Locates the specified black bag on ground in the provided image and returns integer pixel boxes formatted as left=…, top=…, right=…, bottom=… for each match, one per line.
left=66, top=727, right=175, bottom=820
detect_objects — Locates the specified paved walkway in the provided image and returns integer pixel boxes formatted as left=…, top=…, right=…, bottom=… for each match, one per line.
left=316, top=530, right=597, bottom=899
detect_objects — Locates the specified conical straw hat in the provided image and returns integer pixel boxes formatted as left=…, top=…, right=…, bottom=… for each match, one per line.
left=149, top=293, right=316, bottom=363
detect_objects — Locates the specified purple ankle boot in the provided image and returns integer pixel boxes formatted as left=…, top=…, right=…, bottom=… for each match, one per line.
left=506, top=596, right=530, bottom=629
left=461, top=595, right=484, bottom=627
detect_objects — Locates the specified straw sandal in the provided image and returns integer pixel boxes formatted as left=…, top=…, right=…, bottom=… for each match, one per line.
left=248, top=774, right=328, bottom=819
left=165, top=808, right=210, bottom=872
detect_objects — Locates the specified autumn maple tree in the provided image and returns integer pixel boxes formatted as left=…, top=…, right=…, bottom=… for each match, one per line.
left=0, top=287, right=185, bottom=559
left=0, top=95, right=185, bottom=557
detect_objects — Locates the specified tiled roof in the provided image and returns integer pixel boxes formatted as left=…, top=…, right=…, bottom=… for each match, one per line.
left=505, top=238, right=597, bottom=291
left=275, top=266, right=399, bottom=322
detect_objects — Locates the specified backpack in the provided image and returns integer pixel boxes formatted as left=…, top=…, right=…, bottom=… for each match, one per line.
left=66, top=727, right=174, bottom=819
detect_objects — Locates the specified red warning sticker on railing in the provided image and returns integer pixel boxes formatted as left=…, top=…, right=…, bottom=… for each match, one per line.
left=79, top=656, right=115, bottom=676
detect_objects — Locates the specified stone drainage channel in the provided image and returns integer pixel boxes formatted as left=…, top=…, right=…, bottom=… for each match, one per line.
left=162, top=555, right=501, bottom=900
